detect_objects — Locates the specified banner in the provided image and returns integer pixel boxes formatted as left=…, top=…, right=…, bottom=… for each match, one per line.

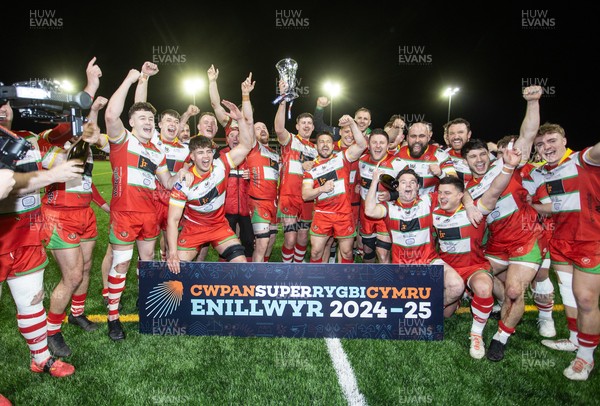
left=139, top=262, right=444, bottom=340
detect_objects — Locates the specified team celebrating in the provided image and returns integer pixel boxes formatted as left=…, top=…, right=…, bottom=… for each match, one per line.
left=0, top=57, right=598, bottom=395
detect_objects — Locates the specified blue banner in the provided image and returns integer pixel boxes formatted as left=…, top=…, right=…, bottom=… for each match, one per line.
left=138, top=262, right=444, bottom=340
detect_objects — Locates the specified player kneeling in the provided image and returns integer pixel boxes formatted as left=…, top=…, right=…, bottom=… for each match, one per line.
left=433, top=144, right=522, bottom=358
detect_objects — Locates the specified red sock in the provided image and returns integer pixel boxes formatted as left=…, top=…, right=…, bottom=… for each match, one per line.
left=493, top=320, right=515, bottom=344
left=567, top=317, right=578, bottom=333
left=107, top=273, right=126, bottom=321
left=340, top=257, right=354, bottom=263
left=102, top=288, right=109, bottom=298
left=498, top=320, right=516, bottom=335
left=472, top=295, right=494, bottom=319
left=70, top=293, right=87, bottom=317
left=282, top=246, right=294, bottom=263
left=310, top=258, right=323, bottom=263
left=470, top=295, right=494, bottom=335
left=578, top=332, right=600, bottom=347
left=18, top=308, right=51, bottom=363
left=294, top=244, right=307, bottom=263
left=47, top=312, right=66, bottom=336
left=264, top=256, right=270, bottom=262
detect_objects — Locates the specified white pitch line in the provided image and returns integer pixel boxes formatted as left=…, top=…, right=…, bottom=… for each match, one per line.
left=325, top=338, right=368, bottom=406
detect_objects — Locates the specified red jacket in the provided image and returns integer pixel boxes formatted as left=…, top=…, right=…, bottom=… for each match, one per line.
left=219, top=147, right=250, bottom=216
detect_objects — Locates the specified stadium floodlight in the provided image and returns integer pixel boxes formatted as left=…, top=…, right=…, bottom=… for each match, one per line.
left=443, top=87, right=460, bottom=123
left=183, top=77, right=205, bottom=129
left=323, top=81, right=342, bottom=126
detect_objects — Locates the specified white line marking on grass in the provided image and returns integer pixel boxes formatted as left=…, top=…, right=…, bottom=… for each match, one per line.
left=325, top=338, right=368, bottom=406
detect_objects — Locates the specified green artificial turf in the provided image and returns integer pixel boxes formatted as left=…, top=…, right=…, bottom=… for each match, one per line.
left=0, top=160, right=597, bottom=405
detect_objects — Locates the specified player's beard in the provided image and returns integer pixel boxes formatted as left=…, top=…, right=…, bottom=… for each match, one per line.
left=258, top=133, right=269, bottom=145
left=319, top=149, right=332, bottom=160
left=409, top=142, right=426, bottom=158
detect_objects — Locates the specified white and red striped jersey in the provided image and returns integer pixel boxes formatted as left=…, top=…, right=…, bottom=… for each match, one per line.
left=169, top=154, right=235, bottom=228
left=109, top=130, right=168, bottom=212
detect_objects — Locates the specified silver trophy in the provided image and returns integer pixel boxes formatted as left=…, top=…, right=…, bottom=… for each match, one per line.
left=273, top=58, right=299, bottom=105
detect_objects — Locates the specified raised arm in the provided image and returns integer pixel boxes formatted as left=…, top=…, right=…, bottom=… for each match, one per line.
left=241, top=73, right=255, bottom=126
left=274, top=79, right=291, bottom=145
left=479, top=142, right=522, bottom=212
left=364, top=166, right=387, bottom=219
left=241, top=72, right=256, bottom=146
left=86, top=97, right=110, bottom=152
left=314, top=96, right=339, bottom=140
left=42, top=57, right=102, bottom=145
left=223, top=97, right=252, bottom=167
left=385, top=118, right=404, bottom=149
left=83, top=57, right=102, bottom=99
left=178, top=104, right=200, bottom=135
left=339, top=115, right=367, bottom=162
left=207, top=64, right=230, bottom=127
left=134, top=62, right=159, bottom=103
left=585, top=140, right=600, bottom=165
left=87, top=96, right=107, bottom=124
left=514, top=85, right=542, bottom=165
left=105, top=69, right=140, bottom=141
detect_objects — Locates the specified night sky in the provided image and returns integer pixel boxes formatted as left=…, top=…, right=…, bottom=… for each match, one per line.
left=3, top=2, right=598, bottom=151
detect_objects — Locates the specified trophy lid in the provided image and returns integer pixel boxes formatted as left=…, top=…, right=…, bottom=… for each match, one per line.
left=275, top=58, right=297, bottom=69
